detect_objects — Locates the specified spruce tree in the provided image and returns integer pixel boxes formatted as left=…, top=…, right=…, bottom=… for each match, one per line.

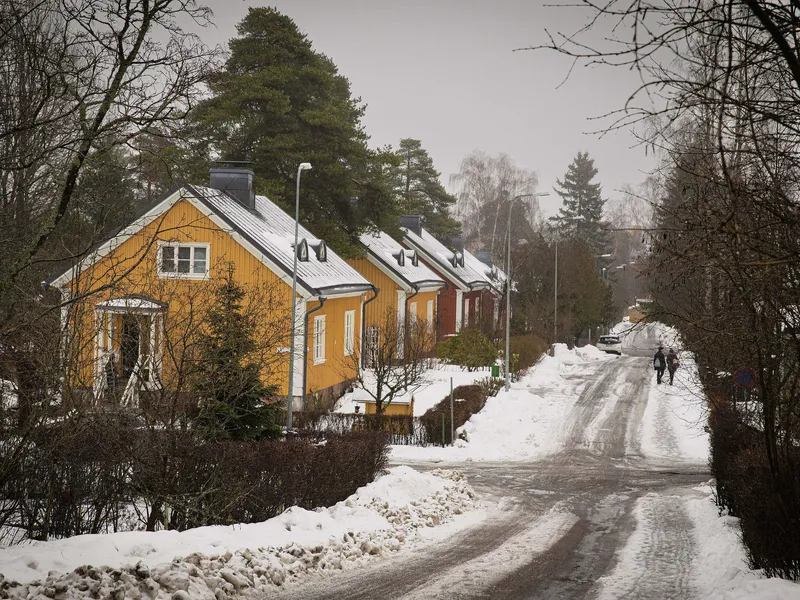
left=394, top=139, right=460, bottom=238
left=550, top=152, right=612, bottom=258
left=193, top=267, right=282, bottom=441
left=187, top=8, right=397, bottom=256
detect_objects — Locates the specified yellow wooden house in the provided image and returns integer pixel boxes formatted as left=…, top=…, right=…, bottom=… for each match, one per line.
left=48, top=168, right=374, bottom=411
left=348, top=230, right=444, bottom=359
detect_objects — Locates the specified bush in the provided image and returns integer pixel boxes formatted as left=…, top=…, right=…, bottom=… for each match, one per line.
left=709, top=402, right=800, bottom=580
left=509, top=334, right=548, bottom=375
left=420, top=383, right=490, bottom=446
left=437, top=328, right=498, bottom=371
left=0, top=415, right=391, bottom=540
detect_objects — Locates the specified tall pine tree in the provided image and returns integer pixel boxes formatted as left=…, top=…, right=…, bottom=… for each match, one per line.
left=193, top=267, right=282, bottom=441
left=187, top=8, right=397, bottom=256
left=550, top=152, right=611, bottom=259
left=394, top=139, right=460, bottom=238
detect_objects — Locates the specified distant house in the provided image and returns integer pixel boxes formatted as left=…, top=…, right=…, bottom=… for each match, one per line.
left=48, top=167, right=372, bottom=411
left=399, top=216, right=505, bottom=339
left=347, top=230, right=444, bottom=360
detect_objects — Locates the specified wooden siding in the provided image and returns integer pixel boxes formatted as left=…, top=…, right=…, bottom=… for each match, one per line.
left=67, top=197, right=359, bottom=398
left=347, top=258, right=399, bottom=327
left=305, top=295, right=362, bottom=394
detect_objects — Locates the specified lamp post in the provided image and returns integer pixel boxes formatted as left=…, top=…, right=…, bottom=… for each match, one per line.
left=286, top=162, right=312, bottom=432
left=505, top=191, right=549, bottom=392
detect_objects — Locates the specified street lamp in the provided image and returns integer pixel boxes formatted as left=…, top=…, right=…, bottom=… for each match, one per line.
left=286, top=162, right=312, bottom=432
left=505, top=191, right=549, bottom=392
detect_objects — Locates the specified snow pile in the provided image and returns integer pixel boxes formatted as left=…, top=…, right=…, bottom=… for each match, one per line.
left=640, top=351, right=709, bottom=463
left=0, top=467, right=480, bottom=599
left=688, top=487, right=800, bottom=600
left=391, top=345, right=613, bottom=462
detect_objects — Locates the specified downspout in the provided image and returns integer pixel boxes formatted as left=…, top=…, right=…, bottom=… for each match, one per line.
left=301, top=296, right=327, bottom=409
left=361, top=285, right=380, bottom=369
left=404, top=284, right=420, bottom=356
left=435, top=281, right=449, bottom=340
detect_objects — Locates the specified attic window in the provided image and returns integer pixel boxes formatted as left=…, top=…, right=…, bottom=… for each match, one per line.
left=411, top=251, right=419, bottom=267
left=297, top=238, right=309, bottom=262
left=395, top=251, right=405, bottom=267
left=314, top=241, right=327, bottom=262
left=451, top=252, right=465, bottom=268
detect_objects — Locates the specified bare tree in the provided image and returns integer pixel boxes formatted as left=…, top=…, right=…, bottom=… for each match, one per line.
left=345, top=308, right=434, bottom=416
left=450, top=151, right=540, bottom=256
left=0, top=0, right=218, bottom=425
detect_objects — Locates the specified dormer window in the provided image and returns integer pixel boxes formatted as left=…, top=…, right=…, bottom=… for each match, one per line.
left=297, top=238, right=309, bottom=262
left=395, top=251, right=405, bottom=267
left=314, top=241, right=327, bottom=262
left=411, top=251, right=419, bottom=267
left=451, top=252, right=465, bottom=268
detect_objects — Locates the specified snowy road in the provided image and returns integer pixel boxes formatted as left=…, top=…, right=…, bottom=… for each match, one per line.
left=267, top=352, right=712, bottom=600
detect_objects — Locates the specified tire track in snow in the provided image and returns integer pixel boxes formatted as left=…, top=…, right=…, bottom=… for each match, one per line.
left=595, top=492, right=696, bottom=600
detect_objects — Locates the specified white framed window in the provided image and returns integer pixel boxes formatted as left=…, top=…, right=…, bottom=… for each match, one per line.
left=464, top=298, right=470, bottom=327
left=344, top=310, right=355, bottom=356
left=427, top=300, right=434, bottom=331
left=409, top=301, right=417, bottom=323
left=158, top=242, right=209, bottom=279
left=313, top=315, right=326, bottom=364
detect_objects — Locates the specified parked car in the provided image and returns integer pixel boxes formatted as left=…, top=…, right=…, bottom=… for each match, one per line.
left=597, top=335, right=622, bottom=355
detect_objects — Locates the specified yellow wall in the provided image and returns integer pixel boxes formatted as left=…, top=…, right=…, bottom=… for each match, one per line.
left=67, top=193, right=360, bottom=398
left=408, top=290, right=438, bottom=328
left=363, top=398, right=414, bottom=416
left=305, top=295, right=362, bottom=395
left=347, top=258, right=399, bottom=327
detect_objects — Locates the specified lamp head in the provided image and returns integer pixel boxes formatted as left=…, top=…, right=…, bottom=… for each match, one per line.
left=299, top=162, right=312, bottom=171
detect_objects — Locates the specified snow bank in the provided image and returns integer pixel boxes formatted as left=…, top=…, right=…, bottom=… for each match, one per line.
left=640, top=351, right=709, bottom=463
left=688, top=487, right=800, bottom=600
left=0, top=467, right=480, bottom=599
left=391, top=345, right=613, bottom=463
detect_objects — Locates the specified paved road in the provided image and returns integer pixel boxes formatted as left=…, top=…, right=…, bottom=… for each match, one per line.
left=269, top=353, right=709, bottom=600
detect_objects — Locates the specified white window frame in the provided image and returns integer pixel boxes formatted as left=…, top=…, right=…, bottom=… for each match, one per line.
left=409, top=301, right=418, bottom=323
left=475, top=296, right=481, bottom=323
left=464, top=298, right=471, bottom=328
left=344, top=310, right=355, bottom=356
left=427, top=299, right=434, bottom=332
left=313, top=315, right=326, bottom=364
left=158, top=242, right=210, bottom=279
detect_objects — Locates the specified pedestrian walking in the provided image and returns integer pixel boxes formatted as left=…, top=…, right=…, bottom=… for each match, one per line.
left=653, top=346, right=666, bottom=384
left=666, top=348, right=679, bottom=385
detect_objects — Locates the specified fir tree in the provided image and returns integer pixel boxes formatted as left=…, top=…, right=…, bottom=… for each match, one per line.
left=193, top=266, right=282, bottom=441
left=394, top=139, right=460, bottom=238
left=187, top=8, right=397, bottom=256
left=550, top=152, right=612, bottom=259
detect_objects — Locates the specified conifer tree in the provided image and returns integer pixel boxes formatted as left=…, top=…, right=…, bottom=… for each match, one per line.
left=394, top=139, right=460, bottom=238
left=550, top=152, right=611, bottom=259
left=187, top=7, right=397, bottom=256
left=193, top=267, right=282, bottom=441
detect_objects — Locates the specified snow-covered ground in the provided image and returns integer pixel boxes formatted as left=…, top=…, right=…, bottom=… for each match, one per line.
left=640, top=351, right=710, bottom=463
left=334, top=364, right=495, bottom=416
left=597, top=485, right=800, bottom=600
left=0, top=468, right=482, bottom=599
left=391, top=343, right=614, bottom=463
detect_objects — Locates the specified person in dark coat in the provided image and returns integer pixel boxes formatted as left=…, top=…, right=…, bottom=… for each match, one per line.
left=666, top=348, right=679, bottom=385
left=653, top=346, right=666, bottom=384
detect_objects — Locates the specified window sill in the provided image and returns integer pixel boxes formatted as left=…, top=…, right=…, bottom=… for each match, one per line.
left=157, top=272, right=209, bottom=280
left=313, top=358, right=326, bottom=365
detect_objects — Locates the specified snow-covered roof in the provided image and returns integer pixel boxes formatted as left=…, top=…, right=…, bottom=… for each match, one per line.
left=359, top=230, right=445, bottom=290
left=189, top=186, right=372, bottom=296
left=401, top=227, right=491, bottom=291
left=463, top=249, right=506, bottom=294
left=96, top=296, right=166, bottom=312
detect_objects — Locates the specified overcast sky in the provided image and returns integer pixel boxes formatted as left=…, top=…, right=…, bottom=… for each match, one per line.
left=198, top=0, right=655, bottom=217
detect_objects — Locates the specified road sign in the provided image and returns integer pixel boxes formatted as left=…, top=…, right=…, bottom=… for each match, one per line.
left=733, top=368, right=755, bottom=388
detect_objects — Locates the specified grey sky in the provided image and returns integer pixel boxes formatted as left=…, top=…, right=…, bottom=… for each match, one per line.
left=199, top=0, right=655, bottom=217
